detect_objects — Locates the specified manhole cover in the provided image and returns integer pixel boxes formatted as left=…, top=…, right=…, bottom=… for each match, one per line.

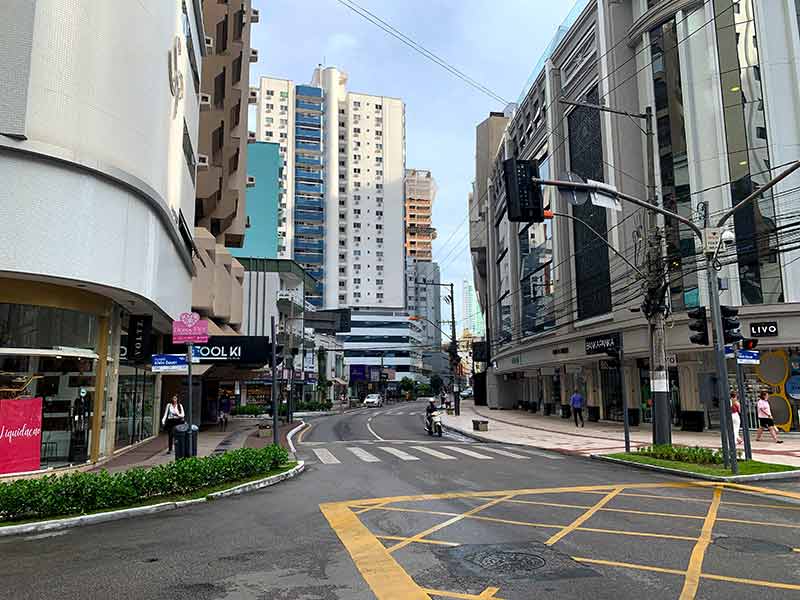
left=466, top=550, right=546, bottom=575
left=713, top=535, right=794, bottom=555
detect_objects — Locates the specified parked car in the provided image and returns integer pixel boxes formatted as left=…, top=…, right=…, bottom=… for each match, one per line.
left=363, top=393, right=383, bottom=408
left=461, top=387, right=474, bottom=398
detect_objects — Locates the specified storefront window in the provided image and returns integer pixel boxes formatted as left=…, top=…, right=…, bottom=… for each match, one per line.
left=0, top=303, right=97, bottom=350
left=1, top=355, right=97, bottom=471
left=115, top=370, right=155, bottom=449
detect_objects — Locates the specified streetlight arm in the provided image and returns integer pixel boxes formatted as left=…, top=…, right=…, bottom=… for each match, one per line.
left=715, top=161, right=800, bottom=228
left=548, top=210, right=645, bottom=278
left=534, top=177, right=704, bottom=240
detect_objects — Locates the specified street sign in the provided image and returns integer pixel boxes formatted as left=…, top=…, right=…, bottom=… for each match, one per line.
left=151, top=354, right=197, bottom=372
left=736, top=349, right=760, bottom=365
left=724, top=345, right=735, bottom=358
left=172, top=312, right=209, bottom=344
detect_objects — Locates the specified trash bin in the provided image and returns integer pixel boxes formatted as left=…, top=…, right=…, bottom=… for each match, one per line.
left=188, top=424, right=199, bottom=457
left=173, top=424, right=189, bottom=459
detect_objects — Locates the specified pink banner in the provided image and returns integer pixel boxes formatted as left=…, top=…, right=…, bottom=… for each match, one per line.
left=172, top=311, right=209, bottom=344
left=0, top=398, right=43, bottom=475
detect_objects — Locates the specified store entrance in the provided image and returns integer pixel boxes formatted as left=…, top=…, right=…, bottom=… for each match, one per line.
left=601, top=365, right=623, bottom=422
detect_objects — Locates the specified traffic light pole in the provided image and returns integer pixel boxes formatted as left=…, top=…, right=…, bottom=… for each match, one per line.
left=707, top=266, right=738, bottom=473
left=619, top=344, right=631, bottom=454
left=735, top=357, right=753, bottom=460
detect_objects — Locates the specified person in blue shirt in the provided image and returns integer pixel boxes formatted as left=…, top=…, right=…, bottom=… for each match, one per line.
left=570, top=389, right=585, bottom=427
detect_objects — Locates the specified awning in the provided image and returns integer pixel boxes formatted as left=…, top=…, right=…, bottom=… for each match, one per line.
left=331, top=377, right=347, bottom=385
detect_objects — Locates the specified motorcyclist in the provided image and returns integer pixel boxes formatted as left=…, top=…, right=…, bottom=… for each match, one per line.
left=425, top=398, right=438, bottom=429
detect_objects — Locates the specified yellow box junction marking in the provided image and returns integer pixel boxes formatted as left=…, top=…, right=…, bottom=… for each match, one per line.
left=321, top=481, right=800, bottom=600
left=679, top=486, right=722, bottom=600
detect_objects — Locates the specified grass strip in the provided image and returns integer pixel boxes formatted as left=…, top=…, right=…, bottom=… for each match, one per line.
left=608, top=453, right=796, bottom=477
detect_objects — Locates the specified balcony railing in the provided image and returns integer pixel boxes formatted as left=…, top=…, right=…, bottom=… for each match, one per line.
left=296, top=182, right=323, bottom=194
left=296, top=114, right=321, bottom=127
left=295, top=169, right=323, bottom=183
left=296, top=128, right=321, bottom=141
left=296, top=100, right=323, bottom=112
left=295, top=209, right=324, bottom=222
left=296, top=252, right=323, bottom=264
left=295, top=198, right=323, bottom=211
left=296, top=141, right=322, bottom=153
left=296, top=225, right=323, bottom=235
left=294, top=239, right=324, bottom=251
left=296, top=85, right=323, bottom=98
left=296, top=155, right=322, bottom=167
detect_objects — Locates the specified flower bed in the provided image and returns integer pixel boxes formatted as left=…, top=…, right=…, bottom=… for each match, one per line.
left=0, top=445, right=289, bottom=523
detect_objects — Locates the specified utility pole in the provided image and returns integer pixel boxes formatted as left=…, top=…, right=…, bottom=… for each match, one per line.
left=559, top=98, right=671, bottom=445
left=449, top=282, right=460, bottom=416
left=271, top=316, right=278, bottom=446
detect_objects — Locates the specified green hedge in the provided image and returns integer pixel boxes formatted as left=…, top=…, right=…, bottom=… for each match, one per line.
left=0, top=445, right=289, bottom=523
left=635, top=444, right=738, bottom=465
left=230, top=404, right=266, bottom=416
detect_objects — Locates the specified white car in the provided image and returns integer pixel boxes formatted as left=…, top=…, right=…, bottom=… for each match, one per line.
left=363, top=393, right=383, bottom=408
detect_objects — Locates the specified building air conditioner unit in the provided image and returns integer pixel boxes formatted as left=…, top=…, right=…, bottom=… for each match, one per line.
left=197, top=154, right=209, bottom=170
left=199, top=93, right=211, bottom=110
left=247, top=175, right=256, bottom=188
left=251, top=8, right=260, bottom=23
left=249, top=48, right=259, bottom=63
left=248, top=88, right=258, bottom=104
left=204, top=36, right=214, bottom=53
left=247, top=130, right=256, bottom=143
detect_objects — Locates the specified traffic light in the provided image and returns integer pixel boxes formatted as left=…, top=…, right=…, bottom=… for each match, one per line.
left=503, top=158, right=544, bottom=223
left=688, top=307, right=709, bottom=345
left=741, top=338, right=759, bottom=351
left=721, top=305, right=742, bottom=345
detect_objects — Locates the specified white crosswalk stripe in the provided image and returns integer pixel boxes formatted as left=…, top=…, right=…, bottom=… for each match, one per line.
left=378, top=446, right=420, bottom=461
left=479, top=447, right=530, bottom=459
left=504, top=446, right=564, bottom=460
left=347, top=447, right=381, bottom=462
left=313, top=448, right=341, bottom=464
left=442, top=445, right=494, bottom=460
left=411, top=446, right=457, bottom=460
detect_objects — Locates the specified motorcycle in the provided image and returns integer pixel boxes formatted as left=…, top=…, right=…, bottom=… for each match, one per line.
left=426, top=410, right=443, bottom=437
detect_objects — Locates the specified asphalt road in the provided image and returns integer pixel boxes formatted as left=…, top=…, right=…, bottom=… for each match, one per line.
left=2, top=400, right=799, bottom=600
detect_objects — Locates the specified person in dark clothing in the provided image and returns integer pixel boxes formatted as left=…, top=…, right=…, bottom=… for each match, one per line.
left=570, top=389, right=585, bottom=427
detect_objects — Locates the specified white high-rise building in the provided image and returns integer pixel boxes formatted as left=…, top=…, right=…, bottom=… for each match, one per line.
left=462, top=279, right=485, bottom=338
left=312, top=66, right=406, bottom=311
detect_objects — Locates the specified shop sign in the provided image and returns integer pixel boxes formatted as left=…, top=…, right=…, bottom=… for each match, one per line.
left=585, top=333, right=620, bottom=355
left=369, top=366, right=381, bottom=383
left=749, top=321, right=778, bottom=337
left=127, top=315, right=153, bottom=364
left=172, top=312, right=209, bottom=344
left=191, top=336, right=270, bottom=364
left=0, top=398, right=43, bottom=475
left=152, top=354, right=192, bottom=373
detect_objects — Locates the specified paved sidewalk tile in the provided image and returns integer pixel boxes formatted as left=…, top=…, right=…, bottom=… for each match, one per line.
left=443, top=400, right=800, bottom=467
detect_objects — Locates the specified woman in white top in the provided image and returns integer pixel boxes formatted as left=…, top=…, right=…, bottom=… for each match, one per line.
left=162, top=395, right=185, bottom=454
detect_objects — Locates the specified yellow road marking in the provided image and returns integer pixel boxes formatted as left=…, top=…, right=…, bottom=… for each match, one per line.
left=577, top=527, right=697, bottom=542
left=575, top=557, right=800, bottom=591
left=573, top=556, right=685, bottom=576
left=388, top=495, right=514, bottom=553
left=467, top=514, right=563, bottom=529
left=716, top=517, right=800, bottom=529
left=545, top=487, right=623, bottom=546
left=377, top=535, right=460, bottom=547
left=702, top=572, right=800, bottom=591
left=696, top=481, right=800, bottom=501
left=579, top=490, right=713, bottom=504
left=480, top=495, right=706, bottom=521
left=422, top=587, right=504, bottom=600
left=364, top=506, right=461, bottom=518
left=679, top=486, right=722, bottom=600
left=723, top=500, right=800, bottom=511
left=296, top=422, right=313, bottom=444
left=356, top=501, right=392, bottom=515
left=319, top=502, right=430, bottom=599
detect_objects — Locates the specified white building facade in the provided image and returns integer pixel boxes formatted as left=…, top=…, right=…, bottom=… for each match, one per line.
left=0, top=0, right=204, bottom=472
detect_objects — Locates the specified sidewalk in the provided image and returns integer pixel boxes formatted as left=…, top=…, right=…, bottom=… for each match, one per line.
left=96, top=418, right=259, bottom=473
left=443, top=400, right=800, bottom=468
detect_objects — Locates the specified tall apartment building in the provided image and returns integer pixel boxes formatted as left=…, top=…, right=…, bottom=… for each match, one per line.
left=193, top=0, right=259, bottom=332
left=405, top=169, right=437, bottom=261
left=253, top=76, right=325, bottom=306
left=461, top=279, right=485, bottom=338
left=0, top=0, right=203, bottom=471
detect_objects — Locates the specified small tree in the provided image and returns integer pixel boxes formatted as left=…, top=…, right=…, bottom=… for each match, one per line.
left=430, top=374, right=443, bottom=395
left=400, top=377, right=414, bottom=392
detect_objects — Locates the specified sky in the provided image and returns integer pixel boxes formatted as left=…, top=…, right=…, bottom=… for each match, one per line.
left=250, top=0, right=579, bottom=328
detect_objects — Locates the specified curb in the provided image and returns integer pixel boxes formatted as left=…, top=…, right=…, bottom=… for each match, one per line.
left=0, top=462, right=305, bottom=538
left=440, top=423, right=573, bottom=459
left=286, top=421, right=307, bottom=454
left=592, top=455, right=800, bottom=482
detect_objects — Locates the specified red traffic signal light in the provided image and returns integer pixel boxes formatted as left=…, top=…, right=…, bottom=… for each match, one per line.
left=688, top=307, right=709, bottom=346
left=741, top=338, right=759, bottom=350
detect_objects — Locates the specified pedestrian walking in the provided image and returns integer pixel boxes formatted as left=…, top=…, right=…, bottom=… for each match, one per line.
left=755, top=391, right=783, bottom=443
left=570, top=389, right=585, bottom=428
left=161, top=394, right=185, bottom=454
left=730, top=390, right=742, bottom=446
